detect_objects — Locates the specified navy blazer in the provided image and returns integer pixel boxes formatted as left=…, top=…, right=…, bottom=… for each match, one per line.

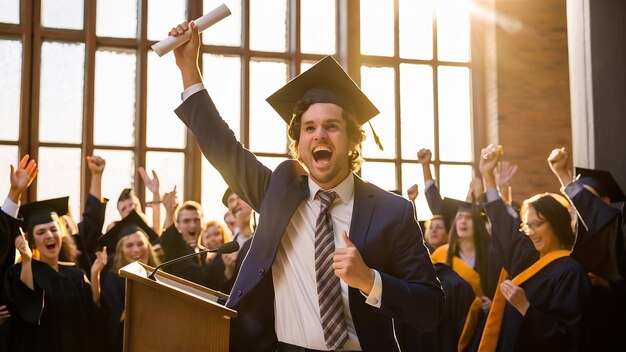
left=175, top=90, right=444, bottom=352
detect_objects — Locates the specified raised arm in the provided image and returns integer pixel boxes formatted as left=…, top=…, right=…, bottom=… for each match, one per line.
left=480, top=144, right=536, bottom=274
left=547, top=147, right=573, bottom=188
left=495, top=160, right=518, bottom=205
left=417, top=148, right=444, bottom=215
left=78, top=156, right=108, bottom=264
left=162, top=186, right=178, bottom=230
left=417, top=148, right=434, bottom=183
left=90, top=246, right=107, bottom=306
left=87, top=155, right=105, bottom=201
left=15, top=234, right=33, bottom=290
left=8, top=155, right=38, bottom=205
left=138, top=167, right=162, bottom=236
left=171, top=21, right=203, bottom=90
left=467, top=177, right=484, bottom=204
left=1, top=156, right=37, bottom=327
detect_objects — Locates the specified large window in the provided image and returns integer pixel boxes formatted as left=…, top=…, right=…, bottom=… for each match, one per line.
left=358, top=0, right=478, bottom=219
left=0, top=0, right=482, bottom=229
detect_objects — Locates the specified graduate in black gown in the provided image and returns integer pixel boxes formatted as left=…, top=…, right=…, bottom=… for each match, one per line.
left=2, top=189, right=108, bottom=352
left=0, top=155, right=38, bottom=352
left=158, top=195, right=207, bottom=282
left=418, top=148, right=503, bottom=351
left=98, top=210, right=160, bottom=352
left=548, top=147, right=626, bottom=350
left=478, top=144, right=591, bottom=351
left=396, top=262, right=476, bottom=352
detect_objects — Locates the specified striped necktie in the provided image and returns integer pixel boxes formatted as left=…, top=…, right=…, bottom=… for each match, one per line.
left=315, top=190, right=348, bottom=350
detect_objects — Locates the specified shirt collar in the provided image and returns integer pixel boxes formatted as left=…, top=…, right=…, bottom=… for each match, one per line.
left=307, top=172, right=354, bottom=205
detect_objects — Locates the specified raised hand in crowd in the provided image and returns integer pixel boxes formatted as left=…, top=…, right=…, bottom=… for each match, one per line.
left=138, top=166, right=162, bottom=235
left=417, top=148, right=435, bottom=191
left=14, top=234, right=33, bottom=290
left=547, top=147, right=573, bottom=187
left=479, top=144, right=503, bottom=190
left=8, top=155, right=38, bottom=204
left=407, top=184, right=418, bottom=202
left=162, top=186, right=179, bottom=230
left=467, top=177, right=484, bottom=203
left=90, top=246, right=108, bottom=306
left=138, top=166, right=161, bottom=203
left=495, top=160, right=518, bottom=205
left=86, top=155, right=106, bottom=201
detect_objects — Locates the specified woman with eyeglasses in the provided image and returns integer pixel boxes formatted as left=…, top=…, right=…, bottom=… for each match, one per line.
left=477, top=144, right=592, bottom=352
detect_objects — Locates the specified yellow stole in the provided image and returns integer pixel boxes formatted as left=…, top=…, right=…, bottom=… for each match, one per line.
left=477, top=249, right=570, bottom=352
left=431, top=245, right=484, bottom=352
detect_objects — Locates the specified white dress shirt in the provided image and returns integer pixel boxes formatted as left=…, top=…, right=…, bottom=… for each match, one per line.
left=273, top=173, right=382, bottom=350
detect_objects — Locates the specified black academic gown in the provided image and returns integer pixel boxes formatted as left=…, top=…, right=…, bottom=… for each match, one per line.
left=74, top=194, right=107, bottom=275
left=566, top=184, right=626, bottom=350
left=204, top=236, right=252, bottom=299
left=396, top=262, right=477, bottom=352
left=158, top=225, right=205, bottom=282
left=3, top=260, right=101, bottom=352
left=101, top=270, right=126, bottom=352
left=486, top=198, right=592, bottom=351
left=0, top=208, right=21, bottom=352
left=424, top=184, right=502, bottom=300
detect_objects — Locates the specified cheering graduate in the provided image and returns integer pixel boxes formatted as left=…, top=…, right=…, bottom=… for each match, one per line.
left=98, top=209, right=161, bottom=352
left=548, top=147, right=626, bottom=350
left=168, top=21, right=443, bottom=352
left=478, top=145, right=591, bottom=352
left=3, top=190, right=107, bottom=352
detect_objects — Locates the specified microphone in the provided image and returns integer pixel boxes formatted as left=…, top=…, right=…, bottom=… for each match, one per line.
left=147, top=241, right=239, bottom=280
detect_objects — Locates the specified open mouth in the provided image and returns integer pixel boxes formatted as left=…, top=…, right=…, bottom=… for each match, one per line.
left=45, top=242, right=57, bottom=251
left=312, top=145, right=333, bottom=164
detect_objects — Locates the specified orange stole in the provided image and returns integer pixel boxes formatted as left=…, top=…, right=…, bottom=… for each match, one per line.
left=431, top=245, right=483, bottom=352
left=477, top=250, right=570, bottom=352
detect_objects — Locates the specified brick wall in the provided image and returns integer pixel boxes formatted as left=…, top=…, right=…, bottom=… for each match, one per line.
left=482, top=0, right=572, bottom=202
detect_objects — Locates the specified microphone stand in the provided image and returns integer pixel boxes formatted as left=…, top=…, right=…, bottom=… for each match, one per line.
left=148, top=248, right=215, bottom=280
left=147, top=241, right=239, bottom=280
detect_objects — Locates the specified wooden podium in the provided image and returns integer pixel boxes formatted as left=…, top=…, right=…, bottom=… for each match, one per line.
left=119, top=262, right=237, bottom=352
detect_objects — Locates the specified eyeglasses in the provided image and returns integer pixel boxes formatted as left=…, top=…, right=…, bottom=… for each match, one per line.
left=521, top=220, right=546, bottom=234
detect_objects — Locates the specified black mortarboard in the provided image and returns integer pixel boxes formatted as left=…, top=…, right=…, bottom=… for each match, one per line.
left=222, top=187, right=234, bottom=208
left=97, top=209, right=158, bottom=249
left=266, top=55, right=380, bottom=126
left=441, top=197, right=473, bottom=233
left=20, top=196, right=69, bottom=233
left=575, top=167, right=626, bottom=203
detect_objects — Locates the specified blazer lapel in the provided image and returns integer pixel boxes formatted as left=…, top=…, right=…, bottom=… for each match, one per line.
left=348, top=175, right=375, bottom=250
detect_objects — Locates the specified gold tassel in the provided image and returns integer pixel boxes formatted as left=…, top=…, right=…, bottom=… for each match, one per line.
left=368, top=121, right=384, bottom=151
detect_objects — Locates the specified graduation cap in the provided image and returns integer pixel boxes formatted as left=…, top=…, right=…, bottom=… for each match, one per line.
left=222, top=187, right=234, bottom=208
left=19, top=196, right=69, bottom=234
left=266, top=55, right=384, bottom=150
left=575, top=167, right=626, bottom=203
left=440, top=197, right=473, bottom=233
left=97, top=209, right=158, bottom=250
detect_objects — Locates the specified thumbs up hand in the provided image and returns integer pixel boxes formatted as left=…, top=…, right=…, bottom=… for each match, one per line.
left=333, top=231, right=375, bottom=294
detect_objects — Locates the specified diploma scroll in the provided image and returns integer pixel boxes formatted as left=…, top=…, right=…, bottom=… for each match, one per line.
left=151, top=3, right=231, bottom=57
